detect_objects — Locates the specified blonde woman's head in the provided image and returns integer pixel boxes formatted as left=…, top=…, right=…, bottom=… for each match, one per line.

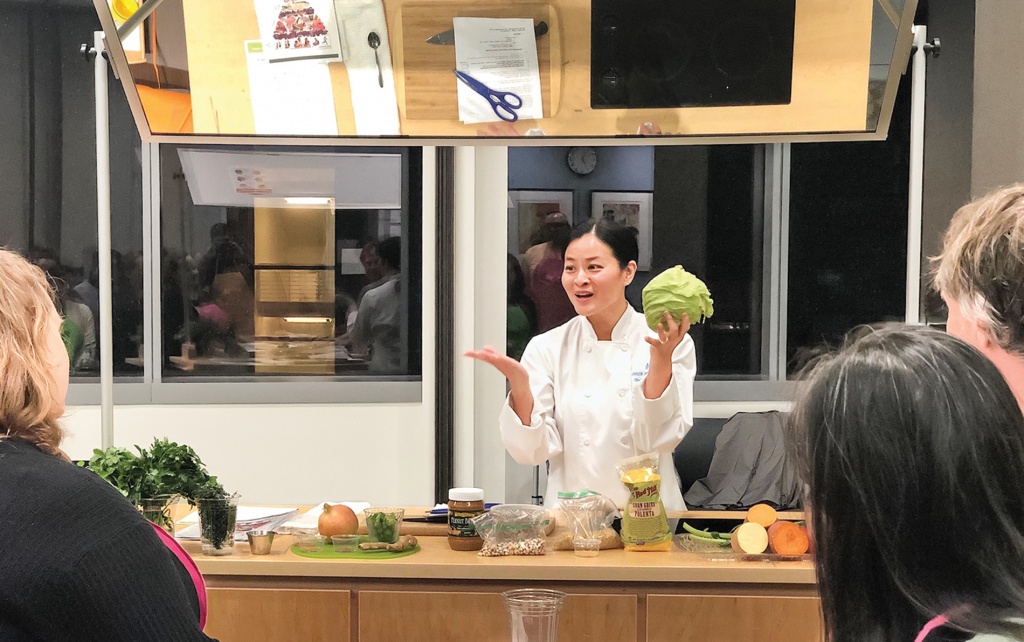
left=933, top=184, right=1024, bottom=355
left=0, top=248, right=67, bottom=454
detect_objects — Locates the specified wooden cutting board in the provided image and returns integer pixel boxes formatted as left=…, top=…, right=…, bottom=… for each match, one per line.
left=392, top=3, right=562, bottom=121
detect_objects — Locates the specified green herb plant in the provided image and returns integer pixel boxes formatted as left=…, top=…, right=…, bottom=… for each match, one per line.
left=194, top=484, right=234, bottom=551
left=82, top=438, right=228, bottom=534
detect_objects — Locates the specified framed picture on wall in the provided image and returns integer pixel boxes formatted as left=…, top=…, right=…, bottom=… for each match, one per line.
left=508, top=190, right=574, bottom=255
left=591, top=191, right=654, bottom=271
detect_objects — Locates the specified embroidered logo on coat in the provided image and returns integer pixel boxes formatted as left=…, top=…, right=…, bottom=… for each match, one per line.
left=631, top=362, right=650, bottom=383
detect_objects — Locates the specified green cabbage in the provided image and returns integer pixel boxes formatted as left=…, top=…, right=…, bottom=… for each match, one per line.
left=641, top=266, right=714, bottom=331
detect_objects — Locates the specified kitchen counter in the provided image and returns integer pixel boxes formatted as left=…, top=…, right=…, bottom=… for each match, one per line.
left=189, top=531, right=823, bottom=641
left=186, top=531, right=814, bottom=584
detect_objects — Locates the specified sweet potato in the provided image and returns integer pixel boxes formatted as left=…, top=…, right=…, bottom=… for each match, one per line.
left=803, top=525, right=815, bottom=555
left=730, top=522, right=769, bottom=554
left=745, top=504, right=778, bottom=529
left=767, top=521, right=809, bottom=556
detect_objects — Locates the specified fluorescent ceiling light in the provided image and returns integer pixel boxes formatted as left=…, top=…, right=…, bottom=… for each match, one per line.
left=177, top=149, right=403, bottom=208
left=283, top=317, right=333, bottom=324
left=283, top=197, right=334, bottom=206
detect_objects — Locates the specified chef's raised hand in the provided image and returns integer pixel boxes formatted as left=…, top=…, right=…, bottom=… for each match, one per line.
left=642, top=312, right=690, bottom=399
left=464, top=346, right=534, bottom=424
left=464, top=345, right=529, bottom=385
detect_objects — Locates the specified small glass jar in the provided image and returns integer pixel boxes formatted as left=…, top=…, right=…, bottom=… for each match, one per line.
left=448, top=487, right=485, bottom=551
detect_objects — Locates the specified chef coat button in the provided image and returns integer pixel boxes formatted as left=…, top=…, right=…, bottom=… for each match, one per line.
left=620, top=345, right=628, bottom=352
left=584, top=392, right=591, bottom=398
left=583, top=438, right=591, bottom=446
left=619, top=389, right=627, bottom=397
left=585, top=344, right=592, bottom=353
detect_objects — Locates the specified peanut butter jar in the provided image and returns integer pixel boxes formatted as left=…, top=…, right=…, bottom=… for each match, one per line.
left=447, top=487, right=485, bottom=551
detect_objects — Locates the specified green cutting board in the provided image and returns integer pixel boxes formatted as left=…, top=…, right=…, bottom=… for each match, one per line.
left=290, top=538, right=420, bottom=560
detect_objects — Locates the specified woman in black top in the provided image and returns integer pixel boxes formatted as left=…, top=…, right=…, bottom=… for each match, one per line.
left=0, top=247, right=214, bottom=641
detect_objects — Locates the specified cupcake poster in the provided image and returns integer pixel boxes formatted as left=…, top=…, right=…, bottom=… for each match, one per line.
left=256, top=0, right=343, bottom=63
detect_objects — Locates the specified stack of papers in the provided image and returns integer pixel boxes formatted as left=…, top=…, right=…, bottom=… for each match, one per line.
left=176, top=505, right=299, bottom=542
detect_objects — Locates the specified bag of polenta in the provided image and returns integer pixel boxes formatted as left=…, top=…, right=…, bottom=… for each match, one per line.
left=617, top=453, right=672, bottom=551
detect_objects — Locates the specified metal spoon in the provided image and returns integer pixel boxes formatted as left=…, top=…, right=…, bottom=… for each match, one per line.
left=367, top=31, right=383, bottom=88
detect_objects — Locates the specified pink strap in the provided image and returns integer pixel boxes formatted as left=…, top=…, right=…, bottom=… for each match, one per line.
left=150, top=523, right=209, bottom=630
left=914, top=614, right=949, bottom=642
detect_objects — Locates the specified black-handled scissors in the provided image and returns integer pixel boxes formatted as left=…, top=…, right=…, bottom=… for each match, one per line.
left=454, top=70, right=524, bottom=122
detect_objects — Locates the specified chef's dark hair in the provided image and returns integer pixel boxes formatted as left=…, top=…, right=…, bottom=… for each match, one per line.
left=567, top=219, right=638, bottom=268
left=788, top=323, right=1024, bottom=642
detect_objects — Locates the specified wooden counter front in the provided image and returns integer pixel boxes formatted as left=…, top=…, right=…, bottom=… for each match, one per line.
left=191, top=535, right=823, bottom=641
left=178, top=0, right=871, bottom=138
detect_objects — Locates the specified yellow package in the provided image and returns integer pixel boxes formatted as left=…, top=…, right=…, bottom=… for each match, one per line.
left=617, top=453, right=672, bottom=551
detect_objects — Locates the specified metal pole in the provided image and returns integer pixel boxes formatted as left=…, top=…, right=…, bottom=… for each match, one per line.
left=94, top=31, right=114, bottom=449
left=115, top=0, right=166, bottom=41
left=905, top=26, right=927, bottom=325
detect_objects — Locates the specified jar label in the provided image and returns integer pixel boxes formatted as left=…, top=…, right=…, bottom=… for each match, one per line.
left=448, top=511, right=482, bottom=538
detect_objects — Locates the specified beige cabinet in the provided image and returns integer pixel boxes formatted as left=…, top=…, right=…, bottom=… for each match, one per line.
left=358, top=591, right=637, bottom=642
left=205, top=587, right=350, bottom=642
left=646, top=594, right=824, bottom=642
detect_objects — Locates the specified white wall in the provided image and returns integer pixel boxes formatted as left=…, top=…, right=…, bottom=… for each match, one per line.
left=60, top=403, right=435, bottom=506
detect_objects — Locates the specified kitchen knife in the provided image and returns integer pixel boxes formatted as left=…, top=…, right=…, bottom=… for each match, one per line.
left=426, top=20, right=548, bottom=45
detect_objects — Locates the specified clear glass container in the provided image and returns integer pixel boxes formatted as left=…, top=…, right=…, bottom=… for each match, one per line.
left=197, top=494, right=240, bottom=556
left=502, top=589, right=567, bottom=642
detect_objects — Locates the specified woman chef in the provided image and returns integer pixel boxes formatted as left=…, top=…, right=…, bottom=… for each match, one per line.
left=466, top=220, right=696, bottom=509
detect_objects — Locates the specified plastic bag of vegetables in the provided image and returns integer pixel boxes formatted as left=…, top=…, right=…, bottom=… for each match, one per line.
left=641, top=265, right=714, bottom=331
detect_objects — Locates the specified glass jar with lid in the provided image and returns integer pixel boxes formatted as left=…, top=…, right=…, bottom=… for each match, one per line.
left=447, top=487, right=485, bottom=551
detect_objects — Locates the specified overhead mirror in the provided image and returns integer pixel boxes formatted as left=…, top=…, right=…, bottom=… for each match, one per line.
left=94, top=0, right=918, bottom=143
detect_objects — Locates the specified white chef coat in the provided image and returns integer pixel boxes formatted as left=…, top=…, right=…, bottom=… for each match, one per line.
left=499, top=307, right=696, bottom=510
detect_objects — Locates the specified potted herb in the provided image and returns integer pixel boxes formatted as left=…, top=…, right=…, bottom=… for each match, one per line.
left=194, top=483, right=241, bottom=556
left=82, top=438, right=228, bottom=539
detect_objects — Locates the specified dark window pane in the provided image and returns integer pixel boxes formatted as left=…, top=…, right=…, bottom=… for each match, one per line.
left=787, top=71, right=913, bottom=374
left=159, top=146, right=422, bottom=380
left=0, top=2, right=144, bottom=379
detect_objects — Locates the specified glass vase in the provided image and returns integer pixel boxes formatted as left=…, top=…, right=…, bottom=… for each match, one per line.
left=197, top=494, right=240, bottom=556
left=138, top=494, right=178, bottom=537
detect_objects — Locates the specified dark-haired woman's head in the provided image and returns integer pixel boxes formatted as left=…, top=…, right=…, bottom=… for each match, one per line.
left=567, top=218, right=639, bottom=268
left=789, top=324, right=1024, bottom=641
left=561, top=219, right=637, bottom=322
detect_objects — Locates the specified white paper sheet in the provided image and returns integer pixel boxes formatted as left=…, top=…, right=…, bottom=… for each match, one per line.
left=334, top=0, right=401, bottom=135
left=245, top=40, right=339, bottom=135
left=453, top=17, right=543, bottom=124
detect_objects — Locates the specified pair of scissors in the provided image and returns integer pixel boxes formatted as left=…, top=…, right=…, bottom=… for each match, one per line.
left=454, top=70, right=524, bottom=122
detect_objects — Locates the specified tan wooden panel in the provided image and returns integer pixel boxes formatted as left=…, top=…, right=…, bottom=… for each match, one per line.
left=359, top=591, right=636, bottom=642
left=392, top=2, right=561, bottom=120
left=646, top=594, right=824, bottom=642
left=178, top=0, right=873, bottom=137
left=180, top=0, right=356, bottom=135
left=205, top=587, right=350, bottom=642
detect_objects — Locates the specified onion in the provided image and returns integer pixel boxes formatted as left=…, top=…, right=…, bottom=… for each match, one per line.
left=318, top=503, right=358, bottom=537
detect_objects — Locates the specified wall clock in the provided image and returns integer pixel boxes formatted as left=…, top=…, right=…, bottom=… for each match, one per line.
left=567, top=147, right=598, bottom=175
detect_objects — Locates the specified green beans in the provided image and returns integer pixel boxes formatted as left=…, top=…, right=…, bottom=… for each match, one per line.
left=682, top=521, right=732, bottom=547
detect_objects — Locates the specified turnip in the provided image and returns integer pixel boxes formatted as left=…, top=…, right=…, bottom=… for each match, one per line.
left=731, top=521, right=769, bottom=554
